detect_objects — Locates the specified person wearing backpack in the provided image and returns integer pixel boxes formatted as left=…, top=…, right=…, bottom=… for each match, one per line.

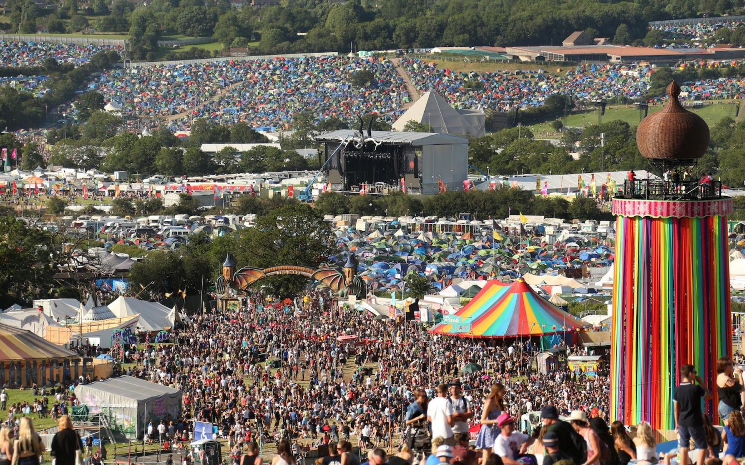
left=448, top=381, right=473, bottom=437
left=541, top=407, right=587, bottom=465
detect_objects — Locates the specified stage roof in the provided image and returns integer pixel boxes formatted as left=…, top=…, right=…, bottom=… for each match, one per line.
left=315, top=130, right=468, bottom=146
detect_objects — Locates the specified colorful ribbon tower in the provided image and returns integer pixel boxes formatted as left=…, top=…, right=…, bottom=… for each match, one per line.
left=611, top=198, right=733, bottom=430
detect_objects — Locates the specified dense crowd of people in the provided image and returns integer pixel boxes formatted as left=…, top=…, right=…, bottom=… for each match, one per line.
left=107, top=290, right=610, bottom=459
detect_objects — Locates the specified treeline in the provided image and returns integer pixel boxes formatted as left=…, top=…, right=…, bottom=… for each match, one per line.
left=0, top=51, right=120, bottom=131
left=4, top=0, right=745, bottom=59
left=311, top=189, right=612, bottom=222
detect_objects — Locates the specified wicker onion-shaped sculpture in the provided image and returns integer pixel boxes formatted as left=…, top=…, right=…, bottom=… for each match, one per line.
left=636, top=81, right=710, bottom=166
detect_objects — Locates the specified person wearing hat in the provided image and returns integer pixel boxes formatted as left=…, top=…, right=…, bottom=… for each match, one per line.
left=448, top=380, right=473, bottom=438
left=492, top=413, right=535, bottom=465
left=541, top=432, right=573, bottom=465
left=436, top=446, right=454, bottom=464
left=568, top=410, right=601, bottom=465
left=541, top=406, right=586, bottom=465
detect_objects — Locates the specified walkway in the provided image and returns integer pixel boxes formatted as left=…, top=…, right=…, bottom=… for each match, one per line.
left=391, top=58, right=419, bottom=108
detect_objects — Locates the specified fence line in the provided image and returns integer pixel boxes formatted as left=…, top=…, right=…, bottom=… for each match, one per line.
left=0, top=34, right=125, bottom=46
left=127, top=51, right=339, bottom=68
left=649, top=15, right=745, bottom=27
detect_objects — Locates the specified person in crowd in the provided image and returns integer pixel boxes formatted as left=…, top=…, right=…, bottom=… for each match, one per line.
left=568, top=411, right=601, bottom=465
left=388, top=446, right=413, bottom=465
left=340, top=441, right=360, bottom=465
left=542, top=407, right=587, bottom=465
left=493, top=413, right=535, bottom=465
left=590, top=418, right=619, bottom=465
left=542, top=431, right=573, bottom=465
left=318, top=443, right=340, bottom=465
left=428, top=385, right=454, bottom=446
left=632, top=422, right=657, bottom=464
left=716, top=358, right=743, bottom=424
left=0, top=426, right=12, bottom=465
left=451, top=433, right=477, bottom=465
left=723, top=410, right=745, bottom=465
left=436, top=446, right=453, bottom=465
left=272, top=440, right=297, bottom=465
left=448, top=380, right=473, bottom=438
left=406, top=389, right=430, bottom=461
left=674, top=364, right=712, bottom=465
left=610, top=422, right=636, bottom=465
left=426, top=439, right=447, bottom=465
left=243, top=442, right=264, bottom=465
left=477, top=384, right=506, bottom=464
left=13, top=418, right=45, bottom=465
left=702, top=415, right=723, bottom=459
left=51, top=416, right=81, bottom=465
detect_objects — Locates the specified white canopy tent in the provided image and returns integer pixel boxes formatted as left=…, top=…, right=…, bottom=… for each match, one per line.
left=106, top=297, right=173, bottom=332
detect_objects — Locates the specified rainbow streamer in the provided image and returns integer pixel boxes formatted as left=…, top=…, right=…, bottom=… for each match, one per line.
left=611, top=213, right=731, bottom=430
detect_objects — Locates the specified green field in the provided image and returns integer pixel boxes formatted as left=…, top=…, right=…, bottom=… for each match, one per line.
left=530, top=100, right=738, bottom=137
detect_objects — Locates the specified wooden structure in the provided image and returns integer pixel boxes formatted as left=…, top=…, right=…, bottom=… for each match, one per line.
left=0, top=323, right=82, bottom=387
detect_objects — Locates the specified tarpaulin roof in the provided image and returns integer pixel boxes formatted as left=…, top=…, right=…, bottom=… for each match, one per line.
left=0, top=323, right=79, bottom=362
left=74, top=375, right=181, bottom=403
left=430, top=279, right=585, bottom=338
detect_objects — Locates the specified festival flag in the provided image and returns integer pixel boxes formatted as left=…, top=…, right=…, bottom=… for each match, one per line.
left=1, top=148, right=6, bottom=162
left=288, top=185, right=294, bottom=198
left=34, top=184, right=39, bottom=195
left=83, top=184, right=89, bottom=200
left=12, top=181, right=17, bottom=196
left=400, top=177, right=407, bottom=194
left=11, top=148, right=17, bottom=160
left=492, top=219, right=503, bottom=241
left=115, top=183, right=120, bottom=198
left=360, top=183, right=366, bottom=196
left=520, top=213, right=529, bottom=224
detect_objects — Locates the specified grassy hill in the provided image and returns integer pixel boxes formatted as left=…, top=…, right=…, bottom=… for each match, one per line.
left=529, top=100, right=738, bottom=137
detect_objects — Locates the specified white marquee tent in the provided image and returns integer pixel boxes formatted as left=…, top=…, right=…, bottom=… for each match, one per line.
left=106, top=297, right=173, bottom=332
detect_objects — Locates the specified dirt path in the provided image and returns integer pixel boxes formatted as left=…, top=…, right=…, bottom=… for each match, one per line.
left=391, top=58, right=420, bottom=108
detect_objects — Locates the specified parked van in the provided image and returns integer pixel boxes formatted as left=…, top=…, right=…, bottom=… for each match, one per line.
left=165, top=228, right=190, bottom=239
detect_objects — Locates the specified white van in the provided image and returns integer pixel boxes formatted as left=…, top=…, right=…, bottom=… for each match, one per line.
left=165, top=228, right=190, bottom=239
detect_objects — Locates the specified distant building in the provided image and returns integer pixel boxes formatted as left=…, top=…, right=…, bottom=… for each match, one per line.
left=251, top=0, right=280, bottom=7
left=392, top=91, right=485, bottom=137
left=562, top=31, right=594, bottom=47
left=316, top=130, right=469, bottom=195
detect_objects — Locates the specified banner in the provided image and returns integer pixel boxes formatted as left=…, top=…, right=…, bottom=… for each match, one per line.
left=83, top=184, right=89, bottom=200
left=194, top=421, right=216, bottom=441
left=11, top=148, right=17, bottom=160
left=288, top=185, right=294, bottom=198
left=1, top=148, right=6, bottom=161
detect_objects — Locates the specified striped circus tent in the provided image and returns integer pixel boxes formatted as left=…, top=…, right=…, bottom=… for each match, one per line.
left=430, top=279, right=585, bottom=338
left=0, top=323, right=80, bottom=387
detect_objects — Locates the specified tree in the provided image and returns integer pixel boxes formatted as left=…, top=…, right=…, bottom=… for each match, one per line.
left=77, top=92, right=106, bottom=121
left=350, top=70, right=376, bottom=88
left=402, top=120, right=433, bottom=132
left=111, top=198, right=135, bottom=216
left=67, top=14, right=89, bottom=32
left=92, top=0, right=109, bottom=15
left=20, top=144, right=44, bottom=171
left=212, top=203, right=336, bottom=297
left=231, top=123, right=268, bottom=143
left=81, top=111, right=122, bottom=143
left=404, top=272, right=433, bottom=299
left=0, top=218, right=59, bottom=306
left=183, top=147, right=213, bottom=175
left=128, top=251, right=186, bottom=299
left=313, top=192, right=350, bottom=216
left=155, top=147, right=184, bottom=176
left=214, top=147, right=239, bottom=174
left=46, top=197, right=67, bottom=216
